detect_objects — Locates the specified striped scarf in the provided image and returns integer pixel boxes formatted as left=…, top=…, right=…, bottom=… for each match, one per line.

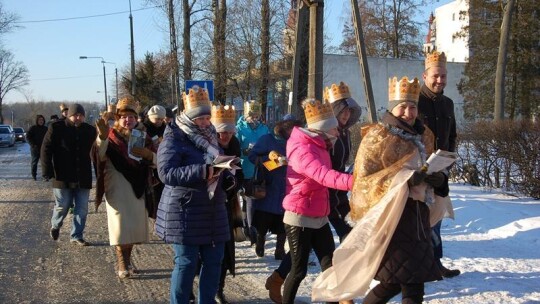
left=176, top=112, right=220, bottom=164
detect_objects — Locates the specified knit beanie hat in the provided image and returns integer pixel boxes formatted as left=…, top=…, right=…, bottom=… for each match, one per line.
left=302, top=98, right=338, bottom=132
left=147, top=105, right=166, bottom=119
left=183, top=86, right=211, bottom=119
left=67, top=103, right=85, bottom=117
left=388, top=76, right=421, bottom=110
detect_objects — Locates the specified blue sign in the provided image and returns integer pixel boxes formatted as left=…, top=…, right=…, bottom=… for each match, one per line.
left=185, top=80, right=214, bottom=101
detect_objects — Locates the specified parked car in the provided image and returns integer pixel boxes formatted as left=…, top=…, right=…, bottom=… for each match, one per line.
left=0, top=124, right=13, bottom=133
left=13, top=127, right=26, bottom=142
left=0, top=126, right=15, bottom=147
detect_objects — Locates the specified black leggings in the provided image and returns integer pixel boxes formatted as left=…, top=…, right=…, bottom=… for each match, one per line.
left=282, top=223, right=335, bottom=304
left=363, top=282, right=424, bottom=304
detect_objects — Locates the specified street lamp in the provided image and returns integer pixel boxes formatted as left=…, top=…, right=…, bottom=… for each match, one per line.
left=79, top=56, right=108, bottom=109
left=102, top=61, right=118, bottom=103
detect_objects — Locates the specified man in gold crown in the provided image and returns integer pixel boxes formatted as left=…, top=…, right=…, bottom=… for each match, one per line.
left=236, top=100, right=269, bottom=246
left=155, top=86, right=232, bottom=304
left=419, top=51, right=460, bottom=278
left=312, top=76, right=444, bottom=303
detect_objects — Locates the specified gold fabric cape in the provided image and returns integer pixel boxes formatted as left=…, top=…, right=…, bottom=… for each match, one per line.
left=312, top=123, right=448, bottom=301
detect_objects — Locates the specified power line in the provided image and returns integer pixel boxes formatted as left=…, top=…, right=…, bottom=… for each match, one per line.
left=14, top=5, right=163, bottom=24
left=31, top=74, right=111, bottom=81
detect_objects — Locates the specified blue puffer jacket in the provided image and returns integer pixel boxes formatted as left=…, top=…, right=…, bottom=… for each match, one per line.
left=248, top=133, right=286, bottom=215
left=236, top=117, right=269, bottom=179
left=155, top=120, right=230, bottom=245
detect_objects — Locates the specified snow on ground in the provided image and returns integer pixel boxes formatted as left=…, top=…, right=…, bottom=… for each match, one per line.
left=233, top=183, right=540, bottom=303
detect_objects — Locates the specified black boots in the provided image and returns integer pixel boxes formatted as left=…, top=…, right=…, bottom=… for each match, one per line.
left=274, top=233, right=286, bottom=260
left=255, top=233, right=265, bottom=257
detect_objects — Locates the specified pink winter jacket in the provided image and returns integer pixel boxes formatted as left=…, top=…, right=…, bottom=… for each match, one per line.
left=283, top=127, right=353, bottom=217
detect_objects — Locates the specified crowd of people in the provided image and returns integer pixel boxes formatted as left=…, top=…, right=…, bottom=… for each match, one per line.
left=27, top=50, right=459, bottom=304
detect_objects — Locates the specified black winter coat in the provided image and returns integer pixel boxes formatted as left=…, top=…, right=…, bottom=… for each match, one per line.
left=375, top=198, right=442, bottom=284
left=329, top=127, right=351, bottom=220
left=418, top=85, right=457, bottom=152
left=40, top=120, right=97, bottom=189
left=26, top=124, right=48, bottom=154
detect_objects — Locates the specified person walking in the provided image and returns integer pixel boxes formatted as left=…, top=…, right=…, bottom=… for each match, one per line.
left=264, top=84, right=361, bottom=303
left=26, top=115, right=48, bottom=180
left=236, top=100, right=269, bottom=244
left=281, top=98, right=353, bottom=304
left=249, top=114, right=302, bottom=259
left=211, top=103, right=243, bottom=304
left=156, top=86, right=232, bottom=304
left=94, top=97, right=156, bottom=279
left=418, top=51, right=460, bottom=278
left=312, top=76, right=444, bottom=303
left=325, top=82, right=362, bottom=241
left=41, top=103, right=97, bottom=246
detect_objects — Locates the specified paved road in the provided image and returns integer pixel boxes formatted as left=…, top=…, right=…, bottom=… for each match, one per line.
left=0, top=143, right=272, bottom=304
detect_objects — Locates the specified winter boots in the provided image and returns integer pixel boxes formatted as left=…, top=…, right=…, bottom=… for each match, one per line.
left=115, top=244, right=138, bottom=279
left=255, top=233, right=266, bottom=257
left=265, top=271, right=284, bottom=303
left=115, top=245, right=129, bottom=279
left=274, top=233, right=286, bottom=260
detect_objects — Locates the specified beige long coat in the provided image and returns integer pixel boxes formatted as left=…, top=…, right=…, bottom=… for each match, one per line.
left=96, top=136, right=156, bottom=245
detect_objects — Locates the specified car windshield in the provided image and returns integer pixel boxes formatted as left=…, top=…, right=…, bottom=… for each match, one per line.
left=14, top=128, right=24, bottom=132
left=0, top=128, right=10, bottom=134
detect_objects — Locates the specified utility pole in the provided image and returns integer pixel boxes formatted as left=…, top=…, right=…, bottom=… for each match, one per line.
left=129, top=0, right=136, bottom=97
left=350, top=0, right=376, bottom=123
left=290, top=1, right=310, bottom=116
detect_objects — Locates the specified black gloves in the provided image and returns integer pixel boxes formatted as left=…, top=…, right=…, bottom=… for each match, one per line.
left=408, top=170, right=427, bottom=187
left=425, top=172, right=447, bottom=188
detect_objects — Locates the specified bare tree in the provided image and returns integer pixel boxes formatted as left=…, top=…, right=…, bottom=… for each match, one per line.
left=212, top=0, right=227, bottom=103
left=0, top=2, right=19, bottom=38
left=494, top=0, right=516, bottom=121
left=339, top=0, right=424, bottom=58
left=0, top=48, right=29, bottom=123
left=258, top=0, right=270, bottom=115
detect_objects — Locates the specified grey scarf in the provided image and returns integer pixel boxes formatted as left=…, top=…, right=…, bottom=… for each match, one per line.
left=176, top=113, right=220, bottom=164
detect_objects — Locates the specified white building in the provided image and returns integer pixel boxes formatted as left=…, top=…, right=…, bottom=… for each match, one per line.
left=425, top=0, right=470, bottom=63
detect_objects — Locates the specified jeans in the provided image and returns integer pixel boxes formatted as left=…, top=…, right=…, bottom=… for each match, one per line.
left=171, top=242, right=225, bottom=304
left=50, top=188, right=90, bottom=240
left=30, top=150, right=40, bottom=178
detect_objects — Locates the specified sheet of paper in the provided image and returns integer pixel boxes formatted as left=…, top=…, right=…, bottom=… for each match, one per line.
left=425, top=149, right=457, bottom=174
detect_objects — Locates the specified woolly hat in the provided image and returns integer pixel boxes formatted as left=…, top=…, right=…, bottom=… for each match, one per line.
left=165, top=107, right=174, bottom=119
left=147, top=105, right=166, bottom=119
left=211, top=104, right=236, bottom=133
left=67, top=103, right=85, bottom=117
left=388, top=76, right=421, bottom=110
left=302, top=98, right=338, bottom=132
left=183, top=86, right=211, bottom=119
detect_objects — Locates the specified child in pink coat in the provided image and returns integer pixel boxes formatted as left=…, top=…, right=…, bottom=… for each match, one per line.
left=281, top=98, right=353, bottom=304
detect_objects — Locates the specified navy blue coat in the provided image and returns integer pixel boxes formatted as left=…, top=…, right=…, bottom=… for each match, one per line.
left=248, top=133, right=287, bottom=215
left=155, top=120, right=230, bottom=245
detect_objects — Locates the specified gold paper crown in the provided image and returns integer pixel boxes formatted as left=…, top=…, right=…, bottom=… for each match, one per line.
left=107, top=104, right=116, bottom=114
left=211, top=104, right=236, bottom=125
left=425, top=51, right=447, bottom=70
left=302, top=98, right=335, bottom=125
left=116, top=96, right=139, bottom=114
left=244, top=100, right=262, bottom=116
left=59, top=103, right=68, bottom=111
left=324, top=82, right=351, bottom=103
left=388, top=77, right=421, bottom=102
left=183, top=85, right=211, bottom=112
